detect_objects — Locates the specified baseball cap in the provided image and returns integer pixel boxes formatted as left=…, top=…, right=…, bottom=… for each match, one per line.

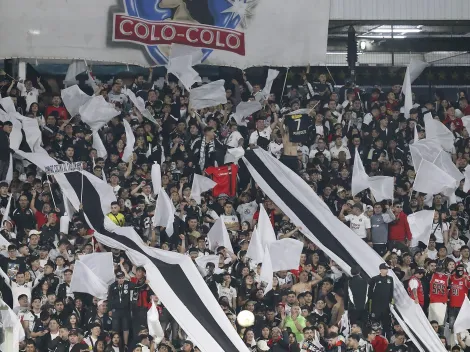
left=115, top=271, right=125, bottom=278
left=379, top=263, right=389, bottom=270
left=415, top=267, right=426, bottom=274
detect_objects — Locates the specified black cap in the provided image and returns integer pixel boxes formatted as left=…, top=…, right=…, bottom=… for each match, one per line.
left=415, top=267, right=426, bottom=274
left=115, top=271, right=125, bottom=278
left=379, top=263, right=389, bottom=270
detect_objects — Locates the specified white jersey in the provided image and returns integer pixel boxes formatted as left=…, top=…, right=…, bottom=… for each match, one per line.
left=11, top=281, right=33, bottom=308
left=345, top=213, right=371, bottom=239
left=236, top=201, right=258, bottom=226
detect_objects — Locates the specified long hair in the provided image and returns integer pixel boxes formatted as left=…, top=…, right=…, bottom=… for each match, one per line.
left=184, top=0, right=215, bottom=25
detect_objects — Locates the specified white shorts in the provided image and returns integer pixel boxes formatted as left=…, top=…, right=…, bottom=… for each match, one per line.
left=428, top=302, right=447, bottom=325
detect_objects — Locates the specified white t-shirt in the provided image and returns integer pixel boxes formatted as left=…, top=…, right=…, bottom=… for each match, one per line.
left=17, top=82, right=39, bottom=110
left=309, top=148, right=331, bottom=161
left=218, top=285, right=237, bottom=307
left=431, top=222, right=449, bottom=243
left=408, top=277, right=419, bottom=290
left=249, top=126, right=272, bottom=146
left=427, top=248, right=438, bottom=260
left=236, top=201, right=258, bottom=226
left=330, top=145, right=351, bottom=160
left=344, top=214, right=371, bottom=239
left=220, top=214, right=239, bottom=229
left=225, top=131, right=243, bottom=148
left=11, top=281, right=33, bottom=308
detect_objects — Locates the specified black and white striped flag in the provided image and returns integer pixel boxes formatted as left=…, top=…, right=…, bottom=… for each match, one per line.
left=242, top=148, right=441, bottom=352
left=16, top=151, right=249, bottom=352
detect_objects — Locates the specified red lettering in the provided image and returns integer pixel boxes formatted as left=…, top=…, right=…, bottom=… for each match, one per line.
left=113, top=14, right=245, bottom=56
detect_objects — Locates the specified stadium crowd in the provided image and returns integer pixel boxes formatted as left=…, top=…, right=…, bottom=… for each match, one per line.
left=0, top=67, right=470, bottom=352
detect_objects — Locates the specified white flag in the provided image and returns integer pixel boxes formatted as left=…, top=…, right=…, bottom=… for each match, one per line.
left=122, top=88, right=158, bottom=125
left=246, top=225, right=264, bottom=264
left=147, top=301, right=165, bottom=344
left=151, top=162, right=161, bottom=194
left=8, top=117, right=22, bottom=151
left=464, top=165, right=470, bottom=193
left=454, top=296, right=470, bottom=334
left=0, top=232, right=10, bottom=249
left=61, top=85, right=92, bottom=117
left=5, top=154, right=13, bottom=184
left=232, top=101, right=262, bottom=126
left=408, top=210, right=435, bottom=247
left=153, top=188, right=175, bottom=237
left=189, top=80, right=227, bottom=110
left=207, top=218, right=233, bottom=253
left=268, top=238, right=303, bottom=272
left=259, top=246, right=273, bottom=294
left=14, top=113, right=47, bottom=153
left=424, top=112, right=455, bottom=152
left=402, top=59, right=428, bottom=119
left=195, top=255, right=224, bottom=276
left=167, top=55, right=201, bottom=91
left=261, top=69, right=280, bottom=99
left=410, top=139, right=442, bottom=172
left=170, top=44, right=203, bottom=65
left=434, top=150, right=464, bottom=186
left=92, top=131, right=108, bottom=159
left=413, top=159, right=456, bottom=195
left=69, top=253, right=114, bottom=299
left=0, top=297, right=25, bottom=352
left=351, top=148, right=369, bottom=197
left=79, top=252, right=115, bottom=285
left=368, top=176, right=394, bottom=201
left=0, top=97, right=16, bottom=114
left=64, top=60, right=86, bottom=82
left=191, top=174, right=217, bottom=205
left=79, top=95, right=120, bottom=132
left=122, top=120, right=135, bottom=163
left=462, top=116, right=470, bottom=132
left=258, top=205, right=276, bottom=247
left=1, top=194, right=12, bottom=226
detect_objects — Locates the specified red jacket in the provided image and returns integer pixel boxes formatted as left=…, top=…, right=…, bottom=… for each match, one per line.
left=388, top=211, right=412, bottom=242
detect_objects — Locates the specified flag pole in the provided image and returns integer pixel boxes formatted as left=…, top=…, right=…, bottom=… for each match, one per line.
left=47, top=175, right=58, bottom=210
left=80, top=171, right=84, bottom=203
left=280, top=67, right=290, bottom=106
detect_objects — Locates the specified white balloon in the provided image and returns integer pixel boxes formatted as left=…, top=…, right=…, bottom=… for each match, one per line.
left=237, top=310, right=255, bottom=327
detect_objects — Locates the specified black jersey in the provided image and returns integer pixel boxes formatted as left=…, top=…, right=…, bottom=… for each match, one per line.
left=284, top=114, right=312, bottom=143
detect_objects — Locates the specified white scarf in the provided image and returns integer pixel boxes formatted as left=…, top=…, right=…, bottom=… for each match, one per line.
left=199, top=136, right=215, bottom=171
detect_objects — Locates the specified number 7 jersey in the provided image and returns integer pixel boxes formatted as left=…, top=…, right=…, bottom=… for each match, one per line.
left=284, top=114, right=312, bottom=143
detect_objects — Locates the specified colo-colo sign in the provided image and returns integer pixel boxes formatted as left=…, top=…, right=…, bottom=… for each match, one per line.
left=112, top=0, right=259, bottom=65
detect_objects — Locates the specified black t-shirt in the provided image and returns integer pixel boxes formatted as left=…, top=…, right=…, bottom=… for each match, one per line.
left=284, top=114, right=312, bottom=143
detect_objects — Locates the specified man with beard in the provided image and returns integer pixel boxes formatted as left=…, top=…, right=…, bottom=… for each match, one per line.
left=300, top=326, right=323, bottom=352
left=448, top=264, right=470, bottom=330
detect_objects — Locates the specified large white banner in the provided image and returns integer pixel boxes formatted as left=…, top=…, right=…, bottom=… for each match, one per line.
left=0, top=0, right=330, bottom=68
